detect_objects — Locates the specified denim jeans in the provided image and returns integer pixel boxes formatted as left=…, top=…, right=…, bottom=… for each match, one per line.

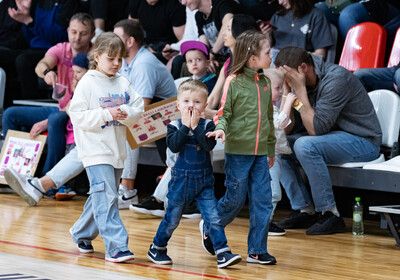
left=2, top=106, right=68, bottom=175
left=206, top=153, right=273, bottom=255
left=153, top=131, right=228, bottom=252
left=70, top=164, right=130, bottom=258
left=354, top=66, right=400, bottom=93
left=121, top=141, right=139, bottom=180
left=269, top=154, right=283, bottom=220
left=282, top=131, right=380, bottom=212
left=47, top=146, right=84, bottom=188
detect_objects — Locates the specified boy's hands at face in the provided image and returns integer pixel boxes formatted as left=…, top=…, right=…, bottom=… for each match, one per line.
left=181, top=107, right=192, bottom=128
left=206, top=129, right=225, bottom=143
left=190, top=107, right=204, bottom=130
left=109, top=107, right=128, bottom=121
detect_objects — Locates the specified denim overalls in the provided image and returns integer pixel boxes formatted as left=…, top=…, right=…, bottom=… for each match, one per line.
left=153, top=120, right=229, bottom=253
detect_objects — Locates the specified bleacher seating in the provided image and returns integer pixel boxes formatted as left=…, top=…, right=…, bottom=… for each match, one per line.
left=387, top=27, right=400, bottom=67
left=339, top=22, right=387, bottom=72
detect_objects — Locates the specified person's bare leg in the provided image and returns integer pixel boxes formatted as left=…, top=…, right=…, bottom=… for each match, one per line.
left=120, top=178, right=135, bottom=190
left=39, top=175, right=56, bottom=192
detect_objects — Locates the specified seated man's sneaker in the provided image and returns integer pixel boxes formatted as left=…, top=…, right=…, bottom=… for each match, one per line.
left=306, top=211, right=346, bottom=235
left=4, top=168, right=44, bottom=206
left=182, top=201, right=201, bottom=219
left=105, top=251, right=134, bottom=263
left=55, top=185, right=77, bottom=201
left=118, top=185, right=138, bottom=209
left=216, top=250, right=241, bottom=268
left=77, top=242, right=94, bottom=253
left=268, top=222, right=286, bottom=236
left=247, top=253, right=277, bottom=265
left=129, top=196, right=165, bottom=217
left=199, top=219, right=215, bottom=255
left=147, top=244, right=172, bottom=265
left=277, top=210, right=319, bottom=229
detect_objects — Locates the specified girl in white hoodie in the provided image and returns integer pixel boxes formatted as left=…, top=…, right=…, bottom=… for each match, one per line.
left=69, top=32, right=144, bottom=263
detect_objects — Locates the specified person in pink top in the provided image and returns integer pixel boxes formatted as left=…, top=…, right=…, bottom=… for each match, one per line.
left=2, top=13, right=94, bottom=175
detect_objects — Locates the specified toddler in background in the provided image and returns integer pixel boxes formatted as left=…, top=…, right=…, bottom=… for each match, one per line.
left=177, top=41, right=217, bottom=93
left=69, top=32, right=144, bottom=263
left=264, top=68, right=296, bottom=236
left=148, top=79, right=241, bottom=269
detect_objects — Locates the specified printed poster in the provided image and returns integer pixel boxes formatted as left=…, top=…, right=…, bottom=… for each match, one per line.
left=0, top=130, right=47, bottom=184
left=127, top=97, right=180, bottom=149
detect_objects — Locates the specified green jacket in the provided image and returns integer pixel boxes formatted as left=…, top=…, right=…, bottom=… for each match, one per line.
left=215, top=67, right=276, bottom=156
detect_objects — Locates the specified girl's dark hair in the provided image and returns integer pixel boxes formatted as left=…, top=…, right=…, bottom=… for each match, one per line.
left=274, top=46, right=314, bottom=69
left=230, top=30, right=269, bottom=75
left=89, top=32, right=126, bottom=70
left=231, top=14, right=258, bottom=39
left=277, top=0, right=314, bottom=18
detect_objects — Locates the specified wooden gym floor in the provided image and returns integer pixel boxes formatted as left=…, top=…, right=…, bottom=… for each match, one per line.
left=0, top=192, right=399, bottom=280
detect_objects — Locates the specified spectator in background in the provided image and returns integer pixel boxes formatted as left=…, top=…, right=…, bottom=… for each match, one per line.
left=354, top=64, right=400, bottom=94
left=238, top=0, right=280, bottom=24
left=274, top=46, right=382, bottom=235
left=0, top=0, right=80, bottom=107
left=129, top=0, right=186, bottom=64
left=268, top=0, right=333, bottom=62
left=90, top=0, right=130, bottom=42
left=180, top=0, right=240, bottom=73
left=0, top=0, right=22, bottom=48
left=2, top=12, right=94, bottom=176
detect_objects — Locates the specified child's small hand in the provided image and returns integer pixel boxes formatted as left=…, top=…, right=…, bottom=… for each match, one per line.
left=190, top=107, right=203, bottom=130
left=286, top=92, right=297, bottom=105
left=109, top=107, right=128, bottom=120
left=206, top=129, right=225, bottom=143
left=268, top=156, right=275, bottom=168
left=181, top=107, right=191, bottom=128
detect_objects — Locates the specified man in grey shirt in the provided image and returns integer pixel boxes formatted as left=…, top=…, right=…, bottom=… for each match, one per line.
left=274, top=46, right=382, bottom=235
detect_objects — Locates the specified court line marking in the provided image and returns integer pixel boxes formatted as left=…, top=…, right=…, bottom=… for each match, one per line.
left=0, top=240, right=238, bottom=280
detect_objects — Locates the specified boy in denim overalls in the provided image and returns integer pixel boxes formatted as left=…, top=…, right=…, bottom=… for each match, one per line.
left=147, top=79, right=241, bottom=268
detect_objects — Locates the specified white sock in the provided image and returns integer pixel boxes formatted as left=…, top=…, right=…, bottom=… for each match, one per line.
left=323, top=205, right=340, bottom=217
left=300, top=205, right=316, bottom=215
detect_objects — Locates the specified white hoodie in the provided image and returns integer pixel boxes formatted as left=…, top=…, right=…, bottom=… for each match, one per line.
left=69, top=70, right=144, bottom=168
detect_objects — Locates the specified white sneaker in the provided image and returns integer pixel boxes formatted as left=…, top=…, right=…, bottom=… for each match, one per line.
left=4, top=168, right=44, bottom=206
left=118, top=185, right=138, bottom=209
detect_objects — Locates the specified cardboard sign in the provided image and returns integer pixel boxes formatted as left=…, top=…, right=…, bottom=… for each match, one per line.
left=0, top=130, right=47, bottom=184
left=127, top=97, right=180, bottom=149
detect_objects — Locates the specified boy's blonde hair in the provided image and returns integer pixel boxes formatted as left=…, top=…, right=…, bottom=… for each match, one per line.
left=89, top=32, right=126, bottom=70
left=264, top=68, right=284, bottom=85
left=177, top=79, right=209, bottom=100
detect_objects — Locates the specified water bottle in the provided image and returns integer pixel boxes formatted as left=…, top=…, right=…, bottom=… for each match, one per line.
left=352, top=197, right=364, bottom=235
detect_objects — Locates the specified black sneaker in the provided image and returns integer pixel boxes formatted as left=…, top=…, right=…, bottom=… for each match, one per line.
left=129, top=196, right=165, bottom=217
left=77, top=242, right=94, bottom=253
left=147, top=244, right=172, bottom=265
left=268, top=222, right=286, bottom=236
left=306, top=211, right=346, bottom=235
left=216, top=250, right=242, bottom=268
left=199, top=219, right=215, bottom=255
left=247, top=253, right=276, bottom=265
left=182, top=201, right=201, bottom=219
left=277, top=211, right=319, bottom=229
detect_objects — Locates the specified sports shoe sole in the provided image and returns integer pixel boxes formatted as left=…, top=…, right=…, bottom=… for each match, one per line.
left=77, top=244, right=94, bottom=253
left=147, top=253, right=172, bottom=265
left=105, top=255, right=135, bottom=263
left=4, top=168, right=37, bottom=207
left=268, top=231, right=286, bottom=236
left=199, top=220, right=215, bottom=255
left=182, top=213, right=202, bottom=219
left=246, top=256, right=277, bottom=265
left=217, top=255, right=242, bottom=268
left=129, top=204, right=165, bottom=217
left=56, top=193, right=76, bottom=201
